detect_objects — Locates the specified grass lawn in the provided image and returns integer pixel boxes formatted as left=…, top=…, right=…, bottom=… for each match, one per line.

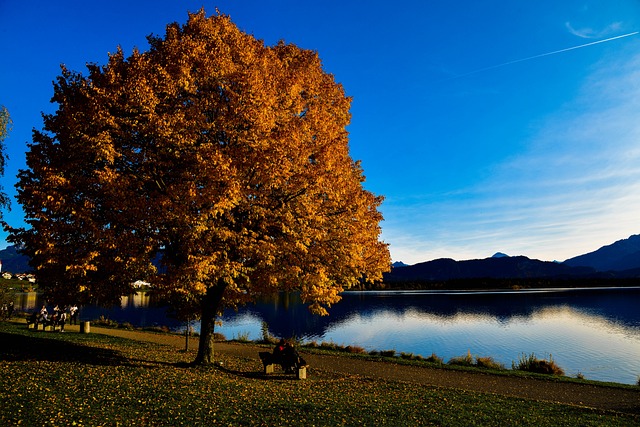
left=0, top=321, right=637, bottom=426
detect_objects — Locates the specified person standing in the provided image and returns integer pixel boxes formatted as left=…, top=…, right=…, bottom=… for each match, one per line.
left=69, top=305, right=78, bottom=325
left=58, top=309, right=67, bottom=332
left=38, top=305, right=48, bottom=331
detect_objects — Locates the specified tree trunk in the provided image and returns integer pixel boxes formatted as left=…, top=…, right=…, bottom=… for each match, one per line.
left=184, top=320, right=190, bottom=352
left=193, top=282, right=226, bottom=365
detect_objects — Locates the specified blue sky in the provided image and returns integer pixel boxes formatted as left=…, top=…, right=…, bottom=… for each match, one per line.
left=1, top=1, right=639, bottom=264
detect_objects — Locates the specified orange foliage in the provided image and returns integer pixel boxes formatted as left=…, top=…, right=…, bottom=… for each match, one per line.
left=12, top=10, right=390, bottom=363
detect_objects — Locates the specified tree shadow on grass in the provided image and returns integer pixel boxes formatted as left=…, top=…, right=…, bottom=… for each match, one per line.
left=211, top=362, right=303, bottom=381
left=0, top=331, right=132, bottom=366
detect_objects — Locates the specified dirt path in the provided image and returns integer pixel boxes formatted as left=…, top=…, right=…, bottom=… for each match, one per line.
left=76, top=325, right=640, bottom=415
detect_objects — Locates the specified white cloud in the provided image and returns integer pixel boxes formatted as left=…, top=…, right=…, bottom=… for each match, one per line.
left=565, top=21, right=623, bottom=39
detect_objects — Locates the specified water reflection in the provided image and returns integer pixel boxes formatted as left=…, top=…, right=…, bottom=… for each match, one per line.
left=14, top=292, right=39, bottom=311
left=217, top=288, right=640, bottom=385
left=121, top=292, right=152, bottom=309
left=14, top=291, right=183, bottom=330
left=12, top=288, right=640, bottom=384
left=224, top=288, right=640, bottom=339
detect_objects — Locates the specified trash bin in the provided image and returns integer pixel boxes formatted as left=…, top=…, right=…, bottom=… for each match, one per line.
left=80, top=321, right=90, bottom=333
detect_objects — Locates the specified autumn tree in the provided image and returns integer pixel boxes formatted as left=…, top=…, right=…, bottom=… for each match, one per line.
left=11, top=10, right=390, bottom=364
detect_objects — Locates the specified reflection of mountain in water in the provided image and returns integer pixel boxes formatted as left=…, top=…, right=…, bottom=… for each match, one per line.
left=223, top=288, right=640, bottom=340
left=17, top=288, right=640, bottom=338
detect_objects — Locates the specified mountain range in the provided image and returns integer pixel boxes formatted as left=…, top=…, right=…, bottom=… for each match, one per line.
left=385, top=234, right=640, bottom=284
left=563, top=234, right=640, bottom=272
left=2, top=234, right=639, bottom=282
left=0, top=245, right=31, bottom=274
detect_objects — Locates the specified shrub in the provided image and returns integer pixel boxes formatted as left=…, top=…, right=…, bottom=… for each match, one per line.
left=320, top=341, right=339, bottom=351
left=93, top=316, right=118, bottom=328
left=345, top=345, right=367, bottom=354
left=475, top=356, right=505, bottom=370
left=448, top=350, right=474, bottom=367
left=287, top=335, right=303, bottom=347
left=260, top=322, right=276, bottom=344
left=234, top=331, right=251, bottom=342
left=512, top=353, right=565, bottom=376
left=513, top=353, right=535, bottom=371
left=400, top=352, right=415, bottom=360
left=380, top=349, right=396, bottom=358
left=118, top=322, right=134, bottom=330
left=425, top=353, right=444, bottom=364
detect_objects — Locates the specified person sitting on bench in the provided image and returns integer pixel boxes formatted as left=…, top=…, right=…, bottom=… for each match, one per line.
left=274, top=340, right=305, bottom=373
left=273, top=339, right=286, bottom=356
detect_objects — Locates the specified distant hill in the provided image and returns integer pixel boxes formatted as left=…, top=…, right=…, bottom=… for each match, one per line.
left=492, top=252, right=509, bottom=258
left=0, top=245, right=32, bottom=273
left=564, top=235, right=640, bottom=272
left=384, top=234, right=640, bottom=285
left=391, top=261, right=409, bottom=268
left=384, top=255, right=596, bottom=283
left=3, top=233, right=640, bottom=280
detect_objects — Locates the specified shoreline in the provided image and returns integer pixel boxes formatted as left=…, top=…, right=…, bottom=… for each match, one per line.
left=344, top=285, right=640, bottom=294
left=7, top=321, right=638, bottom=415
left=15, top=317, right=640, bottom=387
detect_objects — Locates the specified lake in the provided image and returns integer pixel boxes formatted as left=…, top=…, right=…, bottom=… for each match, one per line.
left=15, top=287, right=640, bottom=385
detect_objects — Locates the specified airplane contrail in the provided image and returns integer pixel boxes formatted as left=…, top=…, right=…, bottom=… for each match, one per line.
left=446, top=31, right=639, bottom=81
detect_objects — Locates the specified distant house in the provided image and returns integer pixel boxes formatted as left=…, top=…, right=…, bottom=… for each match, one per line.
left=132, top=280, right=152, bottom=289
left=13, top=273, right=36, bottom=283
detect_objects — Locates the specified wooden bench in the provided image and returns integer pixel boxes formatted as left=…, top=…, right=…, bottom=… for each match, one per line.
left=42, top=320, right=61, bottom=331
left=27, top=315, right=60, bottom=331
left=259, top=351, right=307, bottom=379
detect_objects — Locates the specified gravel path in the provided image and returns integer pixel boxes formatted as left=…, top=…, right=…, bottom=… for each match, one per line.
left=82, top=325, right=640, bottom=415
